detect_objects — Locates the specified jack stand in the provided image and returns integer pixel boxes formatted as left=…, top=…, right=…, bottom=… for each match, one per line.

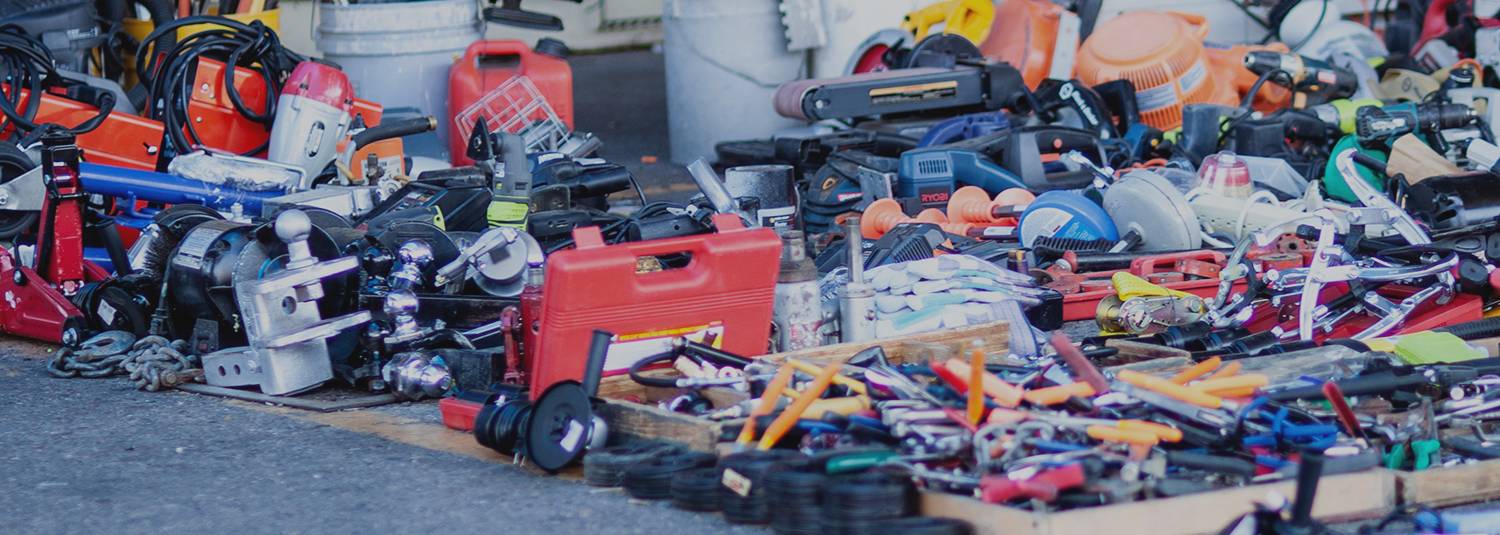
left=0, top=133, right=92, bottom=345
left=200, top=210, right=372, bottom=395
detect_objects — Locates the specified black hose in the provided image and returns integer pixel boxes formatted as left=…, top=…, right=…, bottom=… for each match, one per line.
left=137, top=16, right=305, bottom=158
left=1436, top=317, right=1500, bottom=340
left=0, top=25, right=116, bottom=139
left=350, top=116, right=436, bottom=151
left=87, top=212, right=134, bottom=276
left=628, top=349, right=681, bottom=388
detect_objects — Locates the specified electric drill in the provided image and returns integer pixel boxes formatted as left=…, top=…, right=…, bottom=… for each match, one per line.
left=1306, top=98, right=1382, bottom=135
left=1243, top=51, right=1359, bottom=104
left=1354, top=102, right=1477, bottom=145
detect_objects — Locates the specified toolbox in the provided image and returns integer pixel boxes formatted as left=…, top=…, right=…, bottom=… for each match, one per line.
left=528, top=214, right=780, bottom=397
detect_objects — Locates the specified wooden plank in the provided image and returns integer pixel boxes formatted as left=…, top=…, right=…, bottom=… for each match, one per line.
left=759, top=321, right=1010, bottom=365
left=923, top=470, right=1395, bottom=535
left=1397, top=460, right=1500, bottom=508
left=598, top=398, right=726, bottom=453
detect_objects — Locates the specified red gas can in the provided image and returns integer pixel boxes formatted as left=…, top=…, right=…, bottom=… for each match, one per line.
left=447, top=39, right=573, bottom=166
left=528, top=214, right=780, bottom=398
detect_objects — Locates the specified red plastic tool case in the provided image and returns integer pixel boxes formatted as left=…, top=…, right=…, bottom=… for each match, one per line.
left=528, top=214, right=780, bottom=398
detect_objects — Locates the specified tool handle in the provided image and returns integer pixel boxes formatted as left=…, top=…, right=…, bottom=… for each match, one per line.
left=1117, top=369, right=1223, bottom=409
left=1207, top=361, right=1242, bottom=380
left=1290, top=450, right=1325, bottom=527
left=1165, top=451, right=1257, bottom=478
left=1024, top=382, right=1096, bottom=405
left=736, top=364, right=796, bottom=445
left=757, top=361, right=842, bottom=449
left=979, top=463, right=1086, bottom=503
left=581, top=330, right=612, bottom=396
left=788, top=359, right=867, bottom=395
left=350, top=116, right=436, bottom=151
left=801, top=396, right=870, bottom=420
left=1119, top=420, right=1183, bottom=443
left=944, top=358, right=1024, bottom=408
left=1170, top=356, right=1221, bottom=384
left=1050, top=333, right=1111, bottom=393
left=1131, top=250, right=1226, bottom=276
left=1087, top=425, right=1159, bottom=446
left=1189, top=374, right=1269, bottom=395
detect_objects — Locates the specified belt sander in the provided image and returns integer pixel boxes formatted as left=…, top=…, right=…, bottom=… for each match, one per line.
left=774, top=62, right=1030, bottom=121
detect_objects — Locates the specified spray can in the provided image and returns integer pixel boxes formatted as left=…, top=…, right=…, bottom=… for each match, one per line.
left=840, top=218, right=877, bottom=343
left=772, top=231, right=822, bottom=352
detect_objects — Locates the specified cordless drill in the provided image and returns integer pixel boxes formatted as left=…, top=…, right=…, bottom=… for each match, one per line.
left=1354, top=102, right=1477, bottom=145
left=1243, top=51, right=1358, bottom=105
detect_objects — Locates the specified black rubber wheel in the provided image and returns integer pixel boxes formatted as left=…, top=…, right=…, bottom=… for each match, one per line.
left=669, top=467, right=722, bottom=512
left=766, top=461, right=826, bottom=535
left=583, top=442, right=679, bottom=487
left=0, top=142, right=38, bottom=240
left=622, top=451, right=716, bottom=500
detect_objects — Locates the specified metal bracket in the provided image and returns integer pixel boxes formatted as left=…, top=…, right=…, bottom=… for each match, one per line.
left=0, top=165, right=42, bottom=211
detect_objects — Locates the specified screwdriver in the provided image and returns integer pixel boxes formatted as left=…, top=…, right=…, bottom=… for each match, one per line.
left=1117, top=369, right=1228, bottom=409
left=757, top=359, right=844, bottom=450
left=735, top=364, right=796, bottom=446
left=942, top=358, right=1025, bottom=408
left=1050, top=332, right=1111, bottom=393
left=1023, top=382, right=1096, bottom=405
left=1170, top=356, right=1222, bottom=384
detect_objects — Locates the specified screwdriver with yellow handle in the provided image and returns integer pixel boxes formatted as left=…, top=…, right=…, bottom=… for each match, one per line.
left=757, top=359, right=845, bottom=450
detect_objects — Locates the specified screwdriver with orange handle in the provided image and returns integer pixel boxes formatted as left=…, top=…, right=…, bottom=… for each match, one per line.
left=1116, top=369, right=1230, bottom=410
left=1023, top=382, right=1096, bottom=406
left=735, top=363, right=797, bottom=446
left=1206, top=361, right=1242, bottom=380
left=940, top=358, right=1025, bottom=408
left=1170, top=357, right=1222, bottom=384
left=1189, top=374, right=1269, bottom=397
left=1027, top=413, right=1183, bottom=443
left=785, top=359, right=867, bottom=395
left=757, top=359, right=845, bottom=450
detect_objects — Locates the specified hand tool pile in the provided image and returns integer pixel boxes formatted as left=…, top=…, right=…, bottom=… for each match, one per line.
left=4, top=0, right=1500, bottom=532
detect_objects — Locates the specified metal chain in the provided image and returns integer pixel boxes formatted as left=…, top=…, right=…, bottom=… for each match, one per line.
left=47, top=333, right=202, bottom=391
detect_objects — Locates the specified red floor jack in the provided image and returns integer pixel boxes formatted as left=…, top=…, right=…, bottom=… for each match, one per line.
left=0, top=133, right=105, bottom=345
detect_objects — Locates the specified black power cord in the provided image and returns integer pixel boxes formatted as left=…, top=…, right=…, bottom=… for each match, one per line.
left=136, top=16, right=306, bottom=158
left=0, top=25, right=116, bottom=142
